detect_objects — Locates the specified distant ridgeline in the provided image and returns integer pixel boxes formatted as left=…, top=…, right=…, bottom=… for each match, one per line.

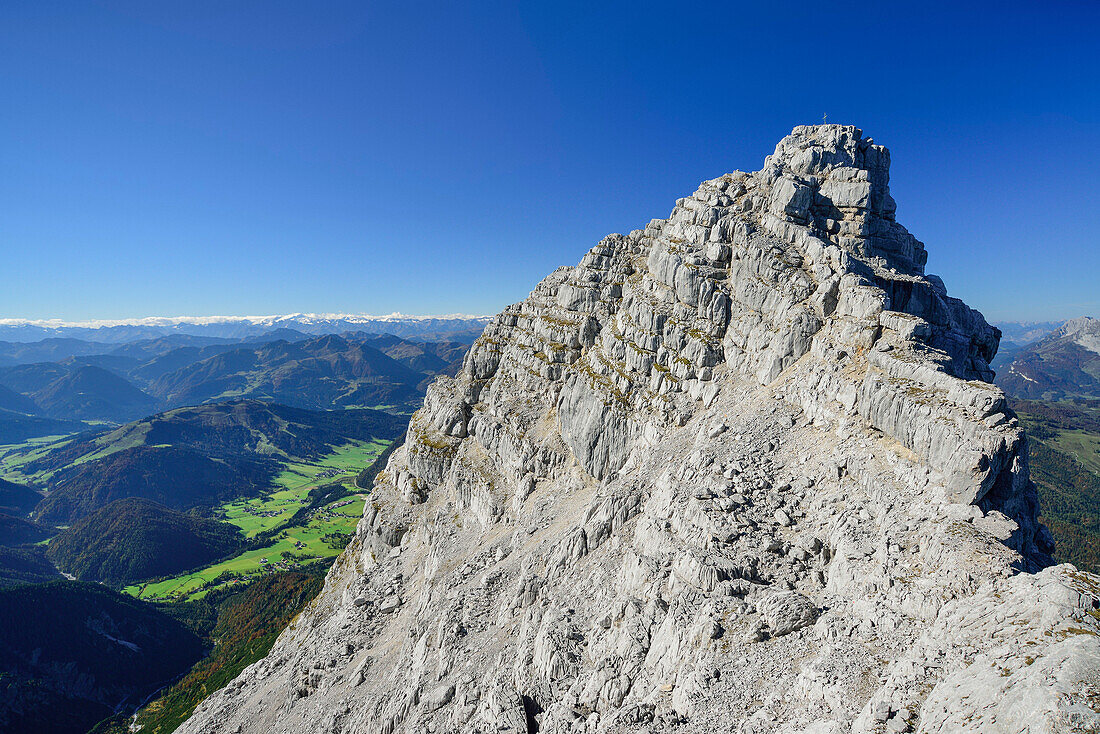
left=996, top=316, right=1100, bottom=400
left=0, top=330, right=474, bottom=427
left=0, top=313, right=490, bottom=344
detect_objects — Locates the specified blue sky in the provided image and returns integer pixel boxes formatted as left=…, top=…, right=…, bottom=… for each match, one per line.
left=2, top=1, right=1097, bottom=323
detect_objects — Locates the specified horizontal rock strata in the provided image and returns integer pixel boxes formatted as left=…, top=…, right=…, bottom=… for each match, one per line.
left=179, top=125, right=1100, bottom=734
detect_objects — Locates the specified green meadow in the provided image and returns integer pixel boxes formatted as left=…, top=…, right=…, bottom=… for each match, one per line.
left=123, top=439, right=386, bottom=601
left=1046, top=428, right=1100, bottom=476
left=0, top=434, right=73, bottom=483
left=126, top=494, right=366, bottom=601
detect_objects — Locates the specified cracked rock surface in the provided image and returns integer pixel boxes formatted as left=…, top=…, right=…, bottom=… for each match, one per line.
left=179, top=125, right=1100, bottom=734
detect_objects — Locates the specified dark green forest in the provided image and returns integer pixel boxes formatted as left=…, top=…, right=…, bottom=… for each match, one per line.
left=0, top=582, right=203, bottom=734
left=1014, top=398, right=1100, bottom=572
left=46, top=498, right=244, bottom=586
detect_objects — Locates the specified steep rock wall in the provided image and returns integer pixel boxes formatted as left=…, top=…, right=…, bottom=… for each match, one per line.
left=180, top=126, right=1099, bottom=734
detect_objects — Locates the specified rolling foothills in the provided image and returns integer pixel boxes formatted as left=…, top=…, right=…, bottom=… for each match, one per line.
left=0, top=324, right=473, bottom=734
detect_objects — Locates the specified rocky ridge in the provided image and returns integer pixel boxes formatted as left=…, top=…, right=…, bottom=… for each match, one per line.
left=1061, top=317, right=1100, bottom=356
left=998, top=316, right=1100, bottom=399
left=179, top=126, right=1100, bottom=734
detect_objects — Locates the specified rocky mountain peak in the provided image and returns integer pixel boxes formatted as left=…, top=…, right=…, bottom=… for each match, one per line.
left=1063, top=315, right=1099, bottom=331
left=1061, top=316, right=1100, bottom=354
left=996, top=315, right=1100, bottom=399
left=762, top=124, right=921, bottom=274
left=179, top=128, right=1100, bottom=734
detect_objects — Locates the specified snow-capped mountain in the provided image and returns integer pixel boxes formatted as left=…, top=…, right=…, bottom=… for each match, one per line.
left=0, top=313, right=491, bottom=343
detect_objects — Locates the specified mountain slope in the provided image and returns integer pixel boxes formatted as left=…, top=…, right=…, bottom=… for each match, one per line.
left=32, top=364, right=160, bottom=422
left=0, top=514, right=53, bottom=546
left=127, top=343, right=255, bottom=384
left=46, top=498, right=244, bottom=586
left=108, top=334, right=242, bottom=361
left=61, top=353, right=143, bottom=376
left=1011, top=398, right=1100, bottom=572
left=0, top=546, right=60, bottom=586
left=996, top=316, right=1100, bottom=399
left=178, top=126, right=1099, bottom=734
left=0, top=362, right=159, bottom=423
left=33, top=445, right=272, bottom=525
left=363, top=334, right=470, bottom=375
left=0, top=362, right=71, bottom=395
left=0, top=582, right=203, bottom=734
left=26, top=400, right=406, bottom=524
left=149, top=335, right=425, bottom=410
left=0, top=384, right=39, bottom=415
left=0, top=409, right=88, bottom=443
left=0, top=478, right=41, bottom=517
left=131, top=571, right=325, bottom=734
left=27, top=400, right=404, bottom=471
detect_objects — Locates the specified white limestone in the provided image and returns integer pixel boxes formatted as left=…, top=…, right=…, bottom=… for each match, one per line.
left=178, top=126, right=1100, bottom=734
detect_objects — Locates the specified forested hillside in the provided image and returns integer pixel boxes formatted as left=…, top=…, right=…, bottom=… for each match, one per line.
left=47, top=499, right=244, bottom=586
left=0, top=582, right=203, bottom=734
left=127, top=572, right=325, bottom=733
left=17, top=401, right=405, bottom=524
left=1013, top=398, right=1100, bottom=572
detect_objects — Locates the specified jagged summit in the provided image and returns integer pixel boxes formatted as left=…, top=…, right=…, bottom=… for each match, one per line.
left=765, top=125, right=917, bottom=270
left=180, top=128, right=1100, bottom=734
left=1061, top=316, right=1100, bottom=349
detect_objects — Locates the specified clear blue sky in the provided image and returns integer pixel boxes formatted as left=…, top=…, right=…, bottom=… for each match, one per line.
left=2, top=1, right=1097, bottom=323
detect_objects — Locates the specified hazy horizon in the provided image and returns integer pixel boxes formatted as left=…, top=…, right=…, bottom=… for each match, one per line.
left=0, top=310, right=1093, bottom=335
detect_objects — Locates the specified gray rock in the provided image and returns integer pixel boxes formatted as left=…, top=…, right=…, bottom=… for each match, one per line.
left=758, top=591, right=817, bottom=636
left=423, top=684, right=455, bottom=712
left=175, top=125, right=1100, bottom=734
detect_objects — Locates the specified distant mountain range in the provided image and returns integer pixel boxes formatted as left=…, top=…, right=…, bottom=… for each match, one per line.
left=993, top=320, right=1064, bottom=345
left=0, top=313, right=490, bottom=343
left=0, top=331, right=471, bottom=426
left=996, top=316, right=1100, bottom=399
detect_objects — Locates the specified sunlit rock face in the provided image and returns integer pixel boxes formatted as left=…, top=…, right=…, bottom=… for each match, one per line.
left=179, top=126, right=1100, bottom=734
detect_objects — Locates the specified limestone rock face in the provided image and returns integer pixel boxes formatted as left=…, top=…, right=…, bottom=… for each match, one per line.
left=178, top=126, right=1100, bottom=734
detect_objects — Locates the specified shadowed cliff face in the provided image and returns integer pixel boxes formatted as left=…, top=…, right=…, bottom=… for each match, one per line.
left=179, top=126, right=1100, bottom=734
